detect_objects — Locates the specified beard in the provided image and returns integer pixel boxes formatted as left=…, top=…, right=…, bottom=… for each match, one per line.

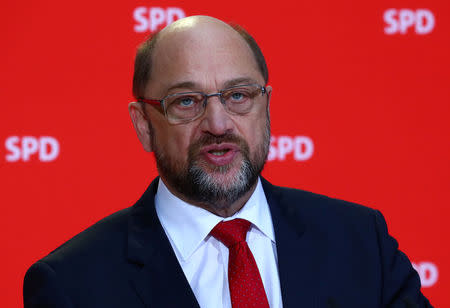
left=150, top=120, right=270, bottom=211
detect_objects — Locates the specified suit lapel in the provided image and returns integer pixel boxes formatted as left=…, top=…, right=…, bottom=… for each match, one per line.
left=127, top=178, right=200, bottom=308
left=126, top=177, right=328, bottom=307
left=262, top=178, right=326, bottom=308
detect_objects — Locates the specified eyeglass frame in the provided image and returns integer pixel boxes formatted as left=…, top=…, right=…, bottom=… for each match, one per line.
left=136, top=83, right=268, bottom=124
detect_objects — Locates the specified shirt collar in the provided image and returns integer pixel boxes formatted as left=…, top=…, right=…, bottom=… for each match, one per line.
left=155, top=177, right=275, bottom=262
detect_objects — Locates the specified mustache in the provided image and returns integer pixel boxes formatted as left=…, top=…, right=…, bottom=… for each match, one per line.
left=188, top=133, right=249, bottom=157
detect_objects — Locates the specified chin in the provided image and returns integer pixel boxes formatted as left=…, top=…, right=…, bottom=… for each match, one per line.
left=208, top=168, right=246, bottom=189
left=188, top=157, right=259, bottom=204
left=197, top=157, right=248, bottom=184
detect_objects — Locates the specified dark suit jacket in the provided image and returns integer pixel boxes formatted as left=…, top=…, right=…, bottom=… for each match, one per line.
left=23, top=178, right=432, bottom=307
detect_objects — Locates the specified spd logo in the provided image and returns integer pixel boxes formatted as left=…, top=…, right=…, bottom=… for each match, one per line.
left=133, top=7, right=185, bottom=33
left=5, top=136, right=60, bottom=162
left=268, top=135, right=314, bottom=162
left=412, top=261, right=438, bottom=288
left=384, top=9, right=435, bottom=35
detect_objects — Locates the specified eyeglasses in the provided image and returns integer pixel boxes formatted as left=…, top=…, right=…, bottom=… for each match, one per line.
left=137, top=84, right=267, bottom=124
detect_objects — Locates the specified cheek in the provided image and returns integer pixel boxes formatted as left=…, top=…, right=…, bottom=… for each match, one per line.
left=161, top=126, right=194, bottom=158
left=172, top=134, right=191, bottom=153
left=239, top=115, right=268, bottom=149
left=147, top=109, right=193, bottom=155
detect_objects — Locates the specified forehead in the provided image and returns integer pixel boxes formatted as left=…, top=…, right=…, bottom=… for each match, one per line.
left=149, top=23, right=262, bottom=93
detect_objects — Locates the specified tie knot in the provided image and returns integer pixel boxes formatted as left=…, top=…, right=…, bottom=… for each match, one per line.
left=210, top=218, right=251, bottom=248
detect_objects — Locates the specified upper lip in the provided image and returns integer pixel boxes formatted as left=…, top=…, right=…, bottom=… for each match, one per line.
left=200, top=143, right=240, bottom=154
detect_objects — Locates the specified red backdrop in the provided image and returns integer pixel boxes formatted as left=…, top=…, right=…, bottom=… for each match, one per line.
left=1, top=0, right=448, bottom=306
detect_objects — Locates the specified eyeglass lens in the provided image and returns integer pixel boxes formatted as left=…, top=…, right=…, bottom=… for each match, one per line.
left=165, top=84, right=263, bottom=123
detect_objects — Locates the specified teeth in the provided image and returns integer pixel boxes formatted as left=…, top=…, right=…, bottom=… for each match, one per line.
left=210, top=150, right=227, bottom=156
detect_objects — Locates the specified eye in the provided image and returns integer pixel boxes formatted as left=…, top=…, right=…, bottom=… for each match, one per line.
left=170, top=94, right=201, bottom=109
left=221, top=85, right=261, bottom=115
left=227, top=90, right=251, bottom=103
left=222, top=85, right=262, bottom=104
left=179, top=97, right=195, bottom=107
left=231, top=92, right=245, bottom=101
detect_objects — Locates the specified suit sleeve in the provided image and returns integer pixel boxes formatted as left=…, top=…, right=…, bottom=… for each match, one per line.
left=23, top=261, right=74, bottom=308
left=373, top=210, right=433, bottom=308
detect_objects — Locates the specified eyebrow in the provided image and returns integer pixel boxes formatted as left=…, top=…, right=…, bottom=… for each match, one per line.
left=222, top=77, right=260, bottom=89
left=166, top=81, right=198, bottom=93
left=165, top=77, right=261, bottom=94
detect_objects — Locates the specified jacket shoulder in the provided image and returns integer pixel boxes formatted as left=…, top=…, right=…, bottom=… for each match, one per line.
left=264, top=181, right=377, bottom=222
left=40, top=206, right=132, bottom=269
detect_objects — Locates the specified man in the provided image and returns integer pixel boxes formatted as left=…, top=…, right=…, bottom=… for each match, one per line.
left=24, top=16, right=432, bottom=307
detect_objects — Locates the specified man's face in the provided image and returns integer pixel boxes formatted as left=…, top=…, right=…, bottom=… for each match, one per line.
left=136, top=20, right=271, bottom=211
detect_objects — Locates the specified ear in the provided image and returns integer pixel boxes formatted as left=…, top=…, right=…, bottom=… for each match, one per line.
left=128, top=102, right=153, bottom=152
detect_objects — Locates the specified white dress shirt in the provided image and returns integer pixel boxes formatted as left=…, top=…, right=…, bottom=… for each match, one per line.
left=155, top=178, right=283, bottom=308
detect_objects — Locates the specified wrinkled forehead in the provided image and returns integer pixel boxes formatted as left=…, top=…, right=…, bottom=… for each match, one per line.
left=149, top=19, right=262, bottom=89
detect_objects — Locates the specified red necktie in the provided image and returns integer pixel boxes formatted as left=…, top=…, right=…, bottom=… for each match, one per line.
left=210, top=218, right=270, bottom=308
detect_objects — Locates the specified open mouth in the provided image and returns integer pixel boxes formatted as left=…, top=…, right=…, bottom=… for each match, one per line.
left=208, top=149, right=231, bottom=156
left=201, top=143, right=239, bottom=166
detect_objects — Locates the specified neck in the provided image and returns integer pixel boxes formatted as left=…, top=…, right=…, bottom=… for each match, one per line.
left=162, top=178, right=258, bottom=218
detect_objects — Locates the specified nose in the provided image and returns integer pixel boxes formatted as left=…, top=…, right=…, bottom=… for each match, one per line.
left=199, top=95, right=234, bottom=136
